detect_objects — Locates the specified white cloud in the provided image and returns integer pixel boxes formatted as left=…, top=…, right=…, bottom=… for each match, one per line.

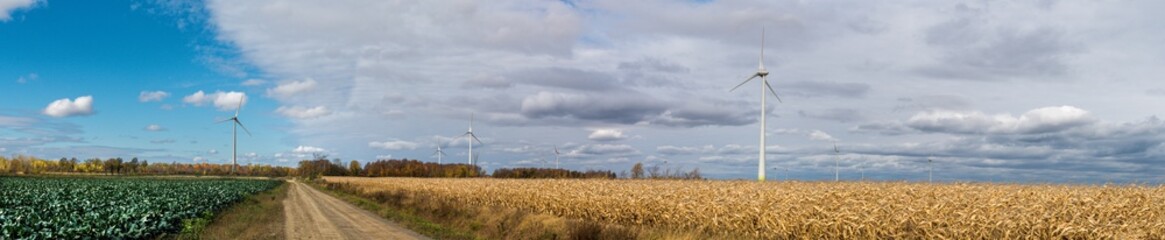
left=15, top=72, right=36, bottom=83
left=267, top=79, right=318, bottom=98
left=43, top=96, right=94, bottom=117
left=182, top=90, right=248, bottom=111
left=565, top=144, right=640, bottom=157
left=183, top=91, right=208, bottom=104
left=144, top=124, right=166, bottom=132
left=292, top=145, right=327, bottom=153
left=138, top=90, right=170, bottom=102
left=241, top=79, right=267, bottom=86
left=588, top=129, right=628, bottom=142
left=656, top=145, right=714, bottom=155
left=209, top=149, right=219, bottom=155
left=368, top=139, right=419, bottom=150
left=808, top=130, right=836, bottom=142
left=907, top=106, right=1096, bottom=135
left=0, top=0, right=39, bottom=22
left=275, top=105, right=332, bottom=119
left=192, top=156, right=206, bottom=162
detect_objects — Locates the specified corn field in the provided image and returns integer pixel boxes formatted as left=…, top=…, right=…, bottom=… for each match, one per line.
left=324, top=177, right=1165, bottom=239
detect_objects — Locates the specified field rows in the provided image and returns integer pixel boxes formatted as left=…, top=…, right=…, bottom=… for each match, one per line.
left=0, top=177, right=281, bottom=239
left=325, top=177, right=1165, bottom=239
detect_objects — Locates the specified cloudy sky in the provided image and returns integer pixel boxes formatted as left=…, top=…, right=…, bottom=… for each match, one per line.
left=2, top=0, right=1164, bottom=183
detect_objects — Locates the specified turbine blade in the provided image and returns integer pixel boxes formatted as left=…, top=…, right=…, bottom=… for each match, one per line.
left=763, top=80, right=783, bottom=103
left=235, top=97, right=244, bottom=117
left=235, top=119, right=252, bottom=136
left=760, top=26, right=765, bottom=68
left=471, top=134, right=483, bottom=144
left=730, top=74, right=759, bottom=92
left=215, top=118, right=234, bottom=124
left=554, top=145, right=560, bottom=155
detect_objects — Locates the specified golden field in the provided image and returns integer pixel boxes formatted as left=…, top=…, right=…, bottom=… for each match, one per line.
left=323, top=177, right=1165, bottom=239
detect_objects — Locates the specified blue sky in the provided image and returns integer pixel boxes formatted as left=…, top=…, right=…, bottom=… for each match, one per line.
left=1, top=0, right=286, bottom=165
left=3, top=0, right=1165, bottom=183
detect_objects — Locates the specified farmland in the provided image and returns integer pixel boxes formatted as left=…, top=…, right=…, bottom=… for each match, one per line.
left=0, top=176, right=281, bottom=239
left=324, top=177, right=1165, bottom=239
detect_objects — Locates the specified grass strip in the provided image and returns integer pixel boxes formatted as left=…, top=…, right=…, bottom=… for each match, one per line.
left=173, top=180, right=288, bottom=240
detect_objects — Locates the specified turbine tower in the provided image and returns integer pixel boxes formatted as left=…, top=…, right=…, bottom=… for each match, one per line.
left=433, top=141, right=446, bottom=164
left=833, top=142, right=840, bottom=182
left=554, top=145, right=560, bottom=169
left=462, top=113, right=483, bottom=165
left=216, top=99, right=250, bottom=175
left=730, top=27, right=783, bottom=182
left=928, top=156, right=934, bottom=183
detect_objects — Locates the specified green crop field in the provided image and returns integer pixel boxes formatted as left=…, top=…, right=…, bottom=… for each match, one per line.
left=0, top=176, right=281, bottom=239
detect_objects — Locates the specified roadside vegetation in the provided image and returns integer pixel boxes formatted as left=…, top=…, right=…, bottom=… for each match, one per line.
left=180, top=182, right=289, bottom=240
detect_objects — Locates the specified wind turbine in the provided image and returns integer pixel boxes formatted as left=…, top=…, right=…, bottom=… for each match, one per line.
left=860, top=167, right=865, bottom=181
left=928, top=156, right=934, bottom=183
left=833, top=142, right=840, bottom=182
left=730, top=27, right=783, bottom=182
left=433, top=141, right=447, bottom=164
left=554, top=145, right=560, bottom=169
left=216, top=99, right=250, bottom=175
left=461, top=113, right=484, bottom=165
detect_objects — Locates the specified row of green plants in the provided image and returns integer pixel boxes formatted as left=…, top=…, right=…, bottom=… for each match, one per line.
left=0, top=176, right=281, bottom=239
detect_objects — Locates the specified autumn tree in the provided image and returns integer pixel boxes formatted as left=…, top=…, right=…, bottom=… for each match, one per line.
left=631, top=162, right=644, bottom=179
left=348, top=160, right=361, bottom=176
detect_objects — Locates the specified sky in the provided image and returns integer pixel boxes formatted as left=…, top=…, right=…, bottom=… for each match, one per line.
left=2, top=0, right=1164, bottom=183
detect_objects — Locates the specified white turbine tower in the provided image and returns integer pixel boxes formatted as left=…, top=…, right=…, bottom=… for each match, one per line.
left=462, top=114, right=484, bottom=165
left=554, top=145, right=560, bottom=169
left=928, top=156, right=934, bottom=183
left=433, top=141, right=446, bottom=164
left=730, top=27, right=783, bottom=182
left=833, top=142, right=840, bottom=182
left=216, top=99, right=250, bottom=175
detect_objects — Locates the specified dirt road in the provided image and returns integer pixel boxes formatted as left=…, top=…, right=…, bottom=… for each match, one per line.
left=284, top=180, right=428, bottom=240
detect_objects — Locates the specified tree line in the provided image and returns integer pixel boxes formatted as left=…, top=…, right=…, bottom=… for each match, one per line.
left=491, top=168, right=616, bottom=179
left=628, top=162, right=703, bottom=180
left=3, top=155, right=702, bottom=180
left=297, top=157, right=484, bottom=178
left=0, top=155, right=292, bottom=177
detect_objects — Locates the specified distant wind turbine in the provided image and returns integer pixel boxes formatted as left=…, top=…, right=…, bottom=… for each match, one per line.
left=216, top=99, right=250, bottom=175
left=730, top=27, right=783, bottom=182
left=833, top=142, right=840, bottom=182
left=554, top=145, right=560, bottom=169
left=928, top=156, right=934, bottom=183
left=461, top=113, right=484, bottom=165
left=433, top=141, right=446, bottom=164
